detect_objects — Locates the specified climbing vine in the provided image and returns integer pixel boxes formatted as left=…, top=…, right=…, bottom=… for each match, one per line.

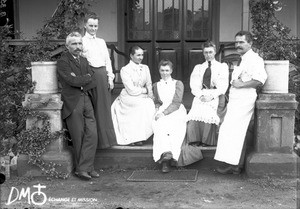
left=0, top=0, right=92, bottom=178
left=16, top=106, right=70, bottom=179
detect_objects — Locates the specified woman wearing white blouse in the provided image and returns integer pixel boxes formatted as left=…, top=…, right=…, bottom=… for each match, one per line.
left=152, top=59, right=187, bottom=173
left=111, top=46, right=155, bottom=145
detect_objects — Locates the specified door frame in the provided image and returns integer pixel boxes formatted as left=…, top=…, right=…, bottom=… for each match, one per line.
left=117, top=0, right=220, bottom=84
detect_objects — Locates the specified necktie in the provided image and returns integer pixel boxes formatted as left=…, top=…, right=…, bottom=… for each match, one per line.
left=75, top=56, right=80, bottom=64
left=202, top=61, right=211, bottom=89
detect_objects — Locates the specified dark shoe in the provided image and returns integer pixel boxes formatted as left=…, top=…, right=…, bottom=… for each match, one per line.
left=134, top=141, right=143, bottom=146
left=128, top=141, right=143, bottom=146
left=170, top=159, right=178, bottom=167
left=157, top=152, right=173, bottom=164
left=162, top=152, right=173, bottom=161
left=75, top=171, right=91, bottom=180
left=188, top=141, right=201, bottom=146
left=161, top=161, right=170, bottom=173
left=216, top=166, right=233, bottom=174
left=157, top=153, right=165, bottom=164
left=201, top=142, right=215, bottom=147
left=89, top=170, right=100, bottom=178
left=231, top=166, right=242, bottom=175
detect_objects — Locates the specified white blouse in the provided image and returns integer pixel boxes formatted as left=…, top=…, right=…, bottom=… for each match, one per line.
left=120, top=60, right=153, bottom=97
left=190, top=59, right=229, bottom=99
left=82, top=32, right=115, bottom=82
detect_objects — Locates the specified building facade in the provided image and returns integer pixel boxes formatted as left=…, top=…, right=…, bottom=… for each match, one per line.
left=4, top=0, right=300, bottom=84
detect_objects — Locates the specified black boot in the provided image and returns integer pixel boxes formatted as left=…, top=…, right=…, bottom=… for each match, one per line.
left=161, top=161, right=170, bottom=173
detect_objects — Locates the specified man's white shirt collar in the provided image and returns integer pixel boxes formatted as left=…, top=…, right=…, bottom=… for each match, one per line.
left=84, top=32, right=96, bottom=39
left=241, top=49, right=254, bottom=60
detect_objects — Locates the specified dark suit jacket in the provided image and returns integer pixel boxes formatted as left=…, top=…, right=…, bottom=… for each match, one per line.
left=57, top=52, right=97, bottom=119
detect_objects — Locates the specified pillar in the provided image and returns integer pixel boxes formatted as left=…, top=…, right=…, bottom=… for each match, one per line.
left=17, top=93, right=73, bottom=177
left=246, top=93, right=298, bottom=178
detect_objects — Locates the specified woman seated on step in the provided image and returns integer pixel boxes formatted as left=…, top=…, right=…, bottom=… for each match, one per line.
left=177, top=41, right=229, bottom=166
left=111, top=45, right=155, bottom=146
left=152, top=59, right=187, bottom=173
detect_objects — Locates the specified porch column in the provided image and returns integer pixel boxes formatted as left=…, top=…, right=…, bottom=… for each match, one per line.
left=242, top=0, right=250, bottom=31
left=246, top=93, right=298, bottom=177
left=17, top=93, right=73, bottom=177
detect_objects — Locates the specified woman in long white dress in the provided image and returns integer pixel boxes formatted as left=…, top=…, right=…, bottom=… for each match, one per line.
left=152, top=59, right=187, bottom=173
left=111, top=46, right=155, bottom=145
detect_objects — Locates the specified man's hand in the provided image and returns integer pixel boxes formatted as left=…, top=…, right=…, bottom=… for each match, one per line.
left=231, top=79, right=244, bottom=88
left=108, top=80, right=114, bottom=90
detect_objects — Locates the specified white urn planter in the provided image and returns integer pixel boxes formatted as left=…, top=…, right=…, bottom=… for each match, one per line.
left=262, top=60, right=289, bottom=94
left=31, top=61, right=58, bottom=94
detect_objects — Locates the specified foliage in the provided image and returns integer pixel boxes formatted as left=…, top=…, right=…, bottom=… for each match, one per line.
left=0, top=0, right=92, bottom=178
left=249, top=0, right=299, bottom=63
left=0, top=11, right=31, bottom=156
left=37, top=0, right=90, bottom=39
left=250, top=0, right=300, bottom=136
left=27, top=0, right=92, bottom=62
left=16, top=106, right=69, bottom=179
left=289, top=64, right=300, bottom=135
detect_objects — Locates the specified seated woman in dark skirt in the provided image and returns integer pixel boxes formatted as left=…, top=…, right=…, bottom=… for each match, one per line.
left=178, top=41, right=229, bottom=166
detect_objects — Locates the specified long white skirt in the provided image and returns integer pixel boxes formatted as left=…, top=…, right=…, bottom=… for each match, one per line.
left=111, top=90, right=155, bottom=145
left=152, top=105, right=187, bottom=162
left=214, top=88, right=257, bottom=165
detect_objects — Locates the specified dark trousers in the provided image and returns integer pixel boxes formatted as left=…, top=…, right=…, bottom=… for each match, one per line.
left=65, top=94, right=98, bottom=172
left=238, top=116, right=255, bottom=168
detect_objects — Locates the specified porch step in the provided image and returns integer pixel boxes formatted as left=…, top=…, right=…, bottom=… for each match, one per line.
left=94, top=145, right=216, bottom=170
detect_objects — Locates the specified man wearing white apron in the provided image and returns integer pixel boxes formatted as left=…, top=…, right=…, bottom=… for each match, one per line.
left=214, top=31, right=267, bottom=174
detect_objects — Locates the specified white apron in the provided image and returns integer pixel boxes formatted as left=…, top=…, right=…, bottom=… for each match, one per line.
left=214, top=88, right=257, bottom=165
left=152, top=80, right=187, bottom=162
left=186, top=96, right=220, bottom=124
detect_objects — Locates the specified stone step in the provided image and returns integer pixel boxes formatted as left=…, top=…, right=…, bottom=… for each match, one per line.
left=94, top=145, right=216, bottom=170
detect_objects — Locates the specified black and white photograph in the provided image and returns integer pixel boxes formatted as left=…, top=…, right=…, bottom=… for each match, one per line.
left=0, top=0, right=299, bottom=208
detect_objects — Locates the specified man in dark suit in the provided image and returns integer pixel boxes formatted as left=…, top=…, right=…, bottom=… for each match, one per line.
left=57, top=31, right=99, bottom=180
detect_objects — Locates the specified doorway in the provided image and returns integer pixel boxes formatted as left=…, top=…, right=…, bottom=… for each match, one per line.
left=124, top=0, right=219, bottom=85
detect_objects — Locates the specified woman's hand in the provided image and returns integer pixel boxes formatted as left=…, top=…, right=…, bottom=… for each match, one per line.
left=200, top=95, right=214, bottom=102
left=155, top=112, right=164, bottom=121
left=142, top=87, right=148, bottom=94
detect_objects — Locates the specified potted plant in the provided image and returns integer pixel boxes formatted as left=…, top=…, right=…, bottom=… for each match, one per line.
left=249, top=0, right=299, bottom=93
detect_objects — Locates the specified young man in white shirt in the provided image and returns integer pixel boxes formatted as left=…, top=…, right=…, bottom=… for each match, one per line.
left=82, top=13, right=117, bottom=149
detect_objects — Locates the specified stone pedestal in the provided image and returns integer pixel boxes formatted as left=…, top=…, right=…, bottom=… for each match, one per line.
left=17, top=93, right=73, bottom=177
left=31, top=61, right=58, bottom=94
left=246, top=93, right=298, bottom=178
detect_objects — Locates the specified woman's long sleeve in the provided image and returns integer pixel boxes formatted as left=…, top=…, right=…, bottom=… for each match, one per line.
left=162, top=81, right=184, bottom=115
